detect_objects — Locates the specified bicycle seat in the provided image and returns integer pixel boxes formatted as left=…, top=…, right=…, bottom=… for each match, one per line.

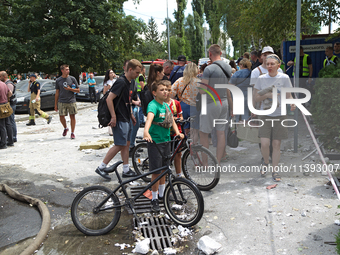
left=104, top=160, right=123, bottom=173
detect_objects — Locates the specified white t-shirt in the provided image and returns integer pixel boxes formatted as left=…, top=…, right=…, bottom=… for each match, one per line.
left=254, top=72, right=292, bottom=117
left=250, top=65, right=283, bottom=86
left=104, top=79, right=116, bottom=87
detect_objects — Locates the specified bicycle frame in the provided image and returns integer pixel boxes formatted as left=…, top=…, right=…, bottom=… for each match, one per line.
left=95, top=139, right=187, bottom=212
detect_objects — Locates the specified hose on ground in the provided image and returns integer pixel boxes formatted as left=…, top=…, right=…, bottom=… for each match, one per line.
left=0, top=183, right=51, bottom=255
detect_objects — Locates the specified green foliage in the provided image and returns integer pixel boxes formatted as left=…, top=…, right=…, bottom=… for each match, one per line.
left=311, top=64, right=340, bottom=148
left=0, top=0, right=144, bottom=76
left=191, top=0, right=204, bottom=62
left=336, top=228, right=340, bottom=254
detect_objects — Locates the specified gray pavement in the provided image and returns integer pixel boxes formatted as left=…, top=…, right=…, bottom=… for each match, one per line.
left=1, top=103, right=340, bottom=254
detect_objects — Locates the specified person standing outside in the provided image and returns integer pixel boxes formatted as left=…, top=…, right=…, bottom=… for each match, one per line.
left=334, top=42, right=340, bottom=58
left=136, top=66, right=146, bottom=127
left=254, top=54, right=296, bottom=182
left=162, top=60, right=174, bottom=80
left=26, top=74, right=52, bottom=126
left=170, top=55, right=186, bottom=84
left=95, top=59, right=142, bottom=180
left=0, top=80, right=13, bottom=149
left=199, top=44, right=233, bottom=164
left=55, top=64, right=79, bottom=139
left=251, top=51, right=261, bottom=70
left=103, top=69, right=117, bottom=95
left=143, top=80, right=184, bottom=212
left=0, top=71, right=17, bottom=142
left=287, top=46, right=313, bottom=89
left=323, top=46, right=338, bottom=67
left=87, top=73, right=97, bottom=104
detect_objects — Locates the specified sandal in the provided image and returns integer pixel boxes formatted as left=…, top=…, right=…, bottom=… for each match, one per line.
left=221, top=154, right=229, bottom=162
left=272, top=172, right=281, bottom=182
left=260, top=163, right=268, bottom=177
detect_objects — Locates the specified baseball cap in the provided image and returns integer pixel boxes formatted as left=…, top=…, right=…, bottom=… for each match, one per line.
left=261, top=46, right=274, bottom=54
left=178, top=55, right=186, bottom=62
left=29, top=74, right=36, bottom=78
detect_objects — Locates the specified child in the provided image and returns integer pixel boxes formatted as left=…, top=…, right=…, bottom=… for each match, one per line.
left=144, top=80, right=184, bottom=213
left=163, top=80, right=184, bottom=178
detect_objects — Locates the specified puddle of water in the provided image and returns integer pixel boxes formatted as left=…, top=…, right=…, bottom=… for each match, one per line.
left=37, top=211, right=135, bottom=255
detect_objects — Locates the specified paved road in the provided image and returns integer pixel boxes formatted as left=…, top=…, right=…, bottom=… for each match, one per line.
left=1, top=103, right=339, bottom=254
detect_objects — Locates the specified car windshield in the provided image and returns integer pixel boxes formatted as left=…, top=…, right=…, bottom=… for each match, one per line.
left=16, top=80, right=54, bottom=92
left=82, top=77, right=104, bottom=86
left=16, top=80, right=29, bottom=92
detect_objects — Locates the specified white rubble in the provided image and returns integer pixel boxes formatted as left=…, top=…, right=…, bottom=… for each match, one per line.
left=197, top=235, right=223, bottom=255
left=132, top=238, right=150, bottom=254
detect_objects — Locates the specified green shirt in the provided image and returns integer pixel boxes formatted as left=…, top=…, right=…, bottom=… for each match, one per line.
left=147, top=99, right=171, bottom=143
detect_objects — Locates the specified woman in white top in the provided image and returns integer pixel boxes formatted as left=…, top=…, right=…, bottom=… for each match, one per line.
left=103, top=69, right=117, bottom=94
left=253, top=54, right=296, bottom=182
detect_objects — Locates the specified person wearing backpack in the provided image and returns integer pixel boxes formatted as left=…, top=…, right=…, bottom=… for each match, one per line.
left=0, top=71, right=17, bottom=142
left=95, top=59, right=142, bottom=180
left=199, top=44, right=232, bottom=164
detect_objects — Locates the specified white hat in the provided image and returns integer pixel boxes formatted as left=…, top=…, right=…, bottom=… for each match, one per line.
left=261, top=46, right=274, bottom=54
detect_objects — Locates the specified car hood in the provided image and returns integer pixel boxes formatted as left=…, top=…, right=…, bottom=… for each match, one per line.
left=16, top=91, right=30, bottom=98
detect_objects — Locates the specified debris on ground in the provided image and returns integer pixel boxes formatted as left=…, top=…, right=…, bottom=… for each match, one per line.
left=266, top=184, right=277, bottom=190
left=114, top=243, right=131, bottom=250
left=132, top=238, right=150, bottom=254
left=197, top=235, right=223, bottom=255
left=163, top=247, right=177, bottom=254
left=177, top=225, right=191, bottom=237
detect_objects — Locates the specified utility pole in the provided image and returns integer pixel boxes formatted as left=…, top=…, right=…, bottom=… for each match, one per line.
left=167, top=0, right=171, bottom=60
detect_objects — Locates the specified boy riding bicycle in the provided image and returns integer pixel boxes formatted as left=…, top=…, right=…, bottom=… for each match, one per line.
left=143, top=80, right=184, bottom=212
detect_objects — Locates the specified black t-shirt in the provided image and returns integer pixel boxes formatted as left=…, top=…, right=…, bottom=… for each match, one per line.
left=162, top=75, right=169, bottom=81
left=30, top=81, right=40, bottom=94
left=130, top=79, right=138, bottom=104
left=251, top=59, right=261, bottom=70
left=298, top=55, right=312, bottom=77
left=110, top=75, right=132, bottom=122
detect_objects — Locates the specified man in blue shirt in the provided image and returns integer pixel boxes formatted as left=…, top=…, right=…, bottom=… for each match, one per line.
left=170, top=55, right=186, bottom=84
left=87, top=73, right=97, bottom=104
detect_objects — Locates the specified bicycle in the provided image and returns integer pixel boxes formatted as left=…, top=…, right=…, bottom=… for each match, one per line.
left=132, top=117, right=220, bottom=191
left=71, top=138, right=204, bottom=236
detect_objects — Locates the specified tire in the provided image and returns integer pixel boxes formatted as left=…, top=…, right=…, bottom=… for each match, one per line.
left=71, top=186, right=121, bottom=236
left=132, top=142, right=150, bottom=182
left=182, top=145, right=220, bottom=191
left=164, top=178, right=204, bottom=227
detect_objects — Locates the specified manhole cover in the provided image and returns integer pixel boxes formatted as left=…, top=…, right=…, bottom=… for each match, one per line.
left=128, top=186, right=164, bottom=214
left=134, top=216, right=174, bottom=250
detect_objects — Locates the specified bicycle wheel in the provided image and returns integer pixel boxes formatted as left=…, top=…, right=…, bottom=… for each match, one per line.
left=132, top=142, right=150, bottom=182
left=182, top=145, right=220, bottom=191
left=71, top=186, right=121, bottom=236
left=164, top=178, right=204, bottom=227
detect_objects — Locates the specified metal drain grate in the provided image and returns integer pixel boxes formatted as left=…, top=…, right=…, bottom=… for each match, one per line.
left=133, top=216, right=174, bottom=250
left=127, top=186, right=164, bottom=214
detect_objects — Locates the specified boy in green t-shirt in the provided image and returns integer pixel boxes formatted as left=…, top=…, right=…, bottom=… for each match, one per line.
left=144, top=80, right=184, bottom=213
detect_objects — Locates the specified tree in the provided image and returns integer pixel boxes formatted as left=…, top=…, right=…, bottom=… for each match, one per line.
left=192, top=0, right=205, bottom=62
left=0, top=0, right=144, bottom=76
left=145, top=17, right=160, bottom=43
left=173, top=0, right=187, bottom=55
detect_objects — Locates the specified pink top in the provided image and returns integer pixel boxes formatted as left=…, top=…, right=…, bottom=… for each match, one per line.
left=0, top=81, right=10, bottom=104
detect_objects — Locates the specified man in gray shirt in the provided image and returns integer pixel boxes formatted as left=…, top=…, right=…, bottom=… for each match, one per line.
left=199, top=44, right=232, bottom=163
left=55, top=64, right=80, bottom=139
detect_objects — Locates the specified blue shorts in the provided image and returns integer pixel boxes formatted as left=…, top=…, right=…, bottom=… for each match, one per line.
left=112, top=121, right=132, bottom=146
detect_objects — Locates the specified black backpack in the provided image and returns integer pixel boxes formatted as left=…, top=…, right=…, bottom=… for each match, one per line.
left=140, top=85, right=154, bottom=116
left=5, top=80, right=16, bottom=103
left=97, top=91, right=123, bottom=128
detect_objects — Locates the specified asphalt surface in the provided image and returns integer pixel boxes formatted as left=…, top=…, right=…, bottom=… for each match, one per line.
left=1, top=103, right=340, bottom=255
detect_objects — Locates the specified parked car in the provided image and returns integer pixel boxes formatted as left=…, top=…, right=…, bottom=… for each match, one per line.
left=76, top=76, right=104, bottom=101
left=15, top=79, right=56, bottom=113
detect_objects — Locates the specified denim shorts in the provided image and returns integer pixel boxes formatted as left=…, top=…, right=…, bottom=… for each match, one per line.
left=112, top=121, right=132, bottom=146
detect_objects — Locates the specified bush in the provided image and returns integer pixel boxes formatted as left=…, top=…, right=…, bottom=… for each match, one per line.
left=311, top=64, right=340, bottom=148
